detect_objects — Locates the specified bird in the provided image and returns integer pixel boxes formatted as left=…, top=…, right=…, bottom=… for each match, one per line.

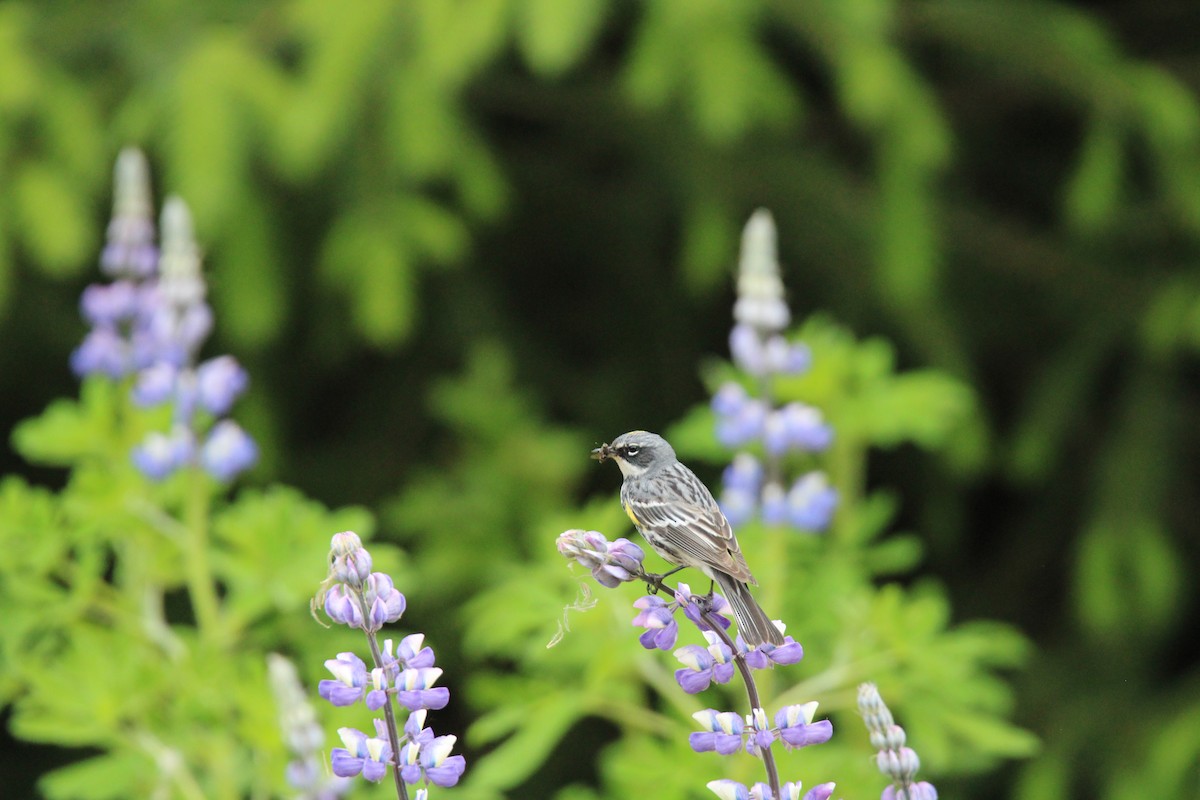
left=591, top=430, right=784, bottom=646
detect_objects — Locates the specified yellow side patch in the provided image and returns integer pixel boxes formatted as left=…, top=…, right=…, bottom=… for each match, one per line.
left=623, top=501, right=642, bottom=528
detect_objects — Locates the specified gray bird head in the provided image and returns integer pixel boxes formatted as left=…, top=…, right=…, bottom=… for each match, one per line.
left=590, top=430, right=677, bottom=478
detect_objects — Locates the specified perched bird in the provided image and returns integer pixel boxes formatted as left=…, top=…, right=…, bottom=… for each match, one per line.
left=591, top=430, right=784, bottom=646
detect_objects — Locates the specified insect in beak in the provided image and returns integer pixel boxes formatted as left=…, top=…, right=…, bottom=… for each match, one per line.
left=591, top=443, right=612, bottom=461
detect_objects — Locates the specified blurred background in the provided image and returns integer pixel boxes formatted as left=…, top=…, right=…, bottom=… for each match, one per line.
left=2, top=0, right=1199, bottom=798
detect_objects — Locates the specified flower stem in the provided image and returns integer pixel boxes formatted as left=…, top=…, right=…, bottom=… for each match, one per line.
left=183, top=468, right=222, bottom=644
left=701, top=607, right=781, bottom=800
left=356, top=597, right=409, bottom=800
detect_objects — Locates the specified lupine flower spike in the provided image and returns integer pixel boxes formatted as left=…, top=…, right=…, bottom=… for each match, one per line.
left=317, top=531, right=464, bottom=798
left=73, top=148, right=257, bottom=482
left=557, top=526, right=835, bottom=799
left=714, top=209, right=838, bottom=533
left=859, top=683, right=937, bottom=800
left=268, top=653, right=351, bottom=799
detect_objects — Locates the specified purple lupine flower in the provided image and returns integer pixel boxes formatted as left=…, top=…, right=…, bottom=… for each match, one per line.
left=689, top=709, right=745, bottom=755
left=876, top=747, right=921, bottom=784
left=81, top=281, right=140, bottom=325
left=720, top=453, right=763, bottom=526
left=316, top=531, right=466, bottom=791
left=318, top=652, right=369, bottom=707
left=743, top=707, right=777, bottom=757
left=388, top=633, right=436, bottom=670
left=399, top=732, right=466, bottom=787
left=365, top=667, right=390, bottom=711
left=331, top=721, right=391, bottom=782
left=333, top=548, right=373, bottom=588
left=760, top=481, right=787, bottom=525
left=73, top=149, right=159, bottom=380
left=71, top=327, right=130, bottom=378
left=787, top=472, right=837, bottom=531
left=675, top=584, right=732, bottom=633
left=742, top=635, right=804, bottom=669
left=324, top=584, right=364, bottom=628
left=557, top=529, right=646, bottom=587
left=395, top=667, right=449, bottom=711
left=131, top=361, right=178, bottom=407
left=421, top=735, right=466, bottom=787
left=200, top=420, right=258, bottom=481
left=779, top=403, right=833, bottom=451
left=632, top=595, right=679, bottom=650
left=776, top=702, right=834, bottom=750
left=361, top=572, right=406, bottom=631
left=268, top=653, right=352, bottom=799
left=131, top=426, right=195, bottom=480
left=712, top=382, right=750, bottom=416
left=602, top=537, right=645, bottom=585
left=708, top=779, right=835, bottom=800
left=196, top=355, right=249, bottom=415
left=859, top=683, right=936, bottom=800
left=716, top=397, right=768, bottom=448
left=730, top=324, right=769, bottom=375
left=674, top=630, right=736, bottom=693
left=763, top=335, right=811, bottom=375
left=882, top=783, right=938, bottom=800
left=100, top=149, right=158, bottom=279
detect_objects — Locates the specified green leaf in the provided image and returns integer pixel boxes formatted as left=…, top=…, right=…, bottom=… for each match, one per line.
left=13, top=160, right=94, bottom=275
left=1075, top=516, right=1184, bottom=639
left=465, top=692, right=584, bottom=790
left=516, top=0, right=608, bottom=77
left=39, top=752, right=150, bottom=800
left=11, top=379, right=124, bottom=466
left=319, top=201, right=415, bottom=347
left=1063, top=118, right=1122, bottom=233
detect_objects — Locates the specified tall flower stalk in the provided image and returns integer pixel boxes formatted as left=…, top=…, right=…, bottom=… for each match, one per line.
left=858, top=683, right=938, bottom=800
left=558, top=529, right=835, bottom=800
left=715, top=210, right=837, bottom=535
left=315, top=531, right=465, bottom=800
left=73, top=147, right=258, bottom=485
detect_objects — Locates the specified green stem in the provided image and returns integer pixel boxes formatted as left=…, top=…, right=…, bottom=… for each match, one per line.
left=355, top=596, right=409, bottom=800
left=702, top=607, right=781, bottom=799
left=183, top=468, right=222, bottom=643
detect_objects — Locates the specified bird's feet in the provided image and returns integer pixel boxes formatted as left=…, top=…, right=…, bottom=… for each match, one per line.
left=644, top=565, right=686, bottom=594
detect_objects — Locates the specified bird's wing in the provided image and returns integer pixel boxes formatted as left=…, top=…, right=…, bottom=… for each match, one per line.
left=627, top=465, right=756, bottom=584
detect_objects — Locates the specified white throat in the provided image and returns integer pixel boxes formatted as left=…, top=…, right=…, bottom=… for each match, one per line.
left=615, top=458, right=648, bottom=478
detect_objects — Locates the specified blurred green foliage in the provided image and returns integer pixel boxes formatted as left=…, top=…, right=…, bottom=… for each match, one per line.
left=2, top=0, right=1199, bottom=799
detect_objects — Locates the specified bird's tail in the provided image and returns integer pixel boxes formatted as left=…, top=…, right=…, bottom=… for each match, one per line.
left=714, top=572, right=784, bottom=647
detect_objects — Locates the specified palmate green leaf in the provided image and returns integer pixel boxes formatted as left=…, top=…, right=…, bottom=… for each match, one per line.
left=409, top=0, right=509, bottom=87
left=319, top=200, right=415, bottom=346
left=679, top=197, right=738, bottom=294
left=1074, top=515, right=1184, bottom=640
left=11, top=379, right=125, bottom=466
left=211, top=485, right=375, bottom=630
left=848, top=369, right=976, bottom=450
left=0, top=4, right=38, bottom=110
left=38, top=752, right=151, bottom=800
left=1063, top=118, right=1123, bottom=233
left=624, top=0, right=799, bottom=141
left=212, top=188, right=285, bottom=348
left=1104, top=695, right=1200, bottom=800
left=13, top=159, right=93, bottom=275
left=464, top=690, right=585, bottom=791
left=515, top=0, right=608, bottom=77
left=278, top=0, right=398, bottom=176
left=169, top=35, right=252, bottom=233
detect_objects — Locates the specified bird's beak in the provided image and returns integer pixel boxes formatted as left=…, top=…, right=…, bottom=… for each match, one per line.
left=591, top=443, right=611, bottom=461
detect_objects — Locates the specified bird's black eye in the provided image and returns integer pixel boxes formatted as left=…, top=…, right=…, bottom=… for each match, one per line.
left=624, top=445, right=641, bottom=457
